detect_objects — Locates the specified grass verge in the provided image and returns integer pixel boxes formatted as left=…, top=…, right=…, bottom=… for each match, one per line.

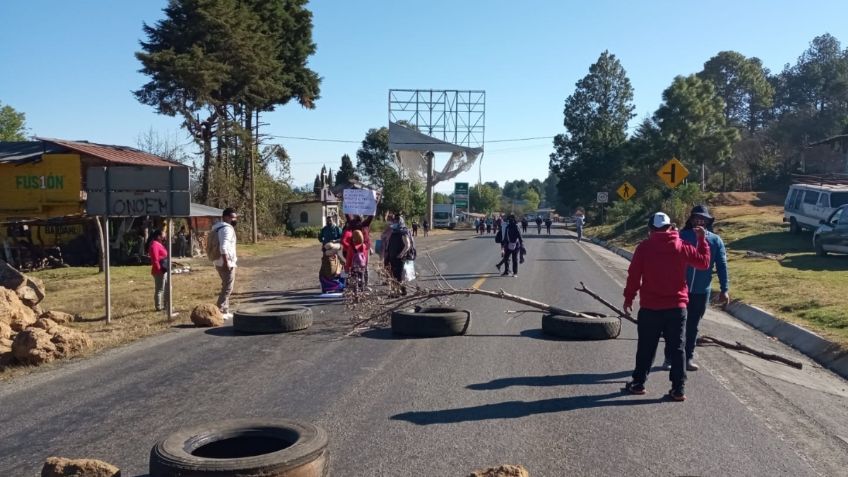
left=0, top=236, right=314, bottom=381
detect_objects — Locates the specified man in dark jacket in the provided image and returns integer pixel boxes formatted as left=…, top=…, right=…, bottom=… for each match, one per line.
left=623, top=212, right=710, bottom=401
left=319, top=216, right=342, bottom=244
left=499, top=215, right=523, bottom=277
left=663, top=205, right=729, bottom=372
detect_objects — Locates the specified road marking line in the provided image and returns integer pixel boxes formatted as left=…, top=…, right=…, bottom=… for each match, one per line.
left=471, top=276, right=487, bottom=290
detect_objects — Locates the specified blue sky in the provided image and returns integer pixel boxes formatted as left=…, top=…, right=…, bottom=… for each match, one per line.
left=2, top=1, right=847, bottom=192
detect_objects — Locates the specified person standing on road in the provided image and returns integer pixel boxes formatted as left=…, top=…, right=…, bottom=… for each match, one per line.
left=411, top=219, right=419, bottom=237
left=319, top=216, right=342, bottom=245
left=663, top=205, right=730, bottom=372
left=499, top=215, right=523, bottom=277
left=147, top=229, right=170, bottom=312
left=521, top=217, right=528, bottom=234
left=386, top=215, right=413, bottom=296
left=544, top=217, right=552, bottom=235
left=422, top=218, right=430, bottom=237
left=622, top=212, right=710, bottom=402
left=211, top=208, right=238, bottom=320
left=535, top=216, right=543, bottom=234
left=573, top=211, right=585, bottom=242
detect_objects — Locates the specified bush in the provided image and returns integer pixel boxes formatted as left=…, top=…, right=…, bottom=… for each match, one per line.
left=290, top=226, right=321, bottom=238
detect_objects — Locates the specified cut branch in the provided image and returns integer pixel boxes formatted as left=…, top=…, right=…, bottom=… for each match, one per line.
left=697, top=336, right=803, bottom=369
left=574, top=282, right=804, bottom=370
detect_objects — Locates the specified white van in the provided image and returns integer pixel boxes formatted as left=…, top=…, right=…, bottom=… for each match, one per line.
left=784, top=183, right=848, bottom=233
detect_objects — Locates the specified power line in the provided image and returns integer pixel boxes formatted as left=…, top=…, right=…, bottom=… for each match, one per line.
left=267, top=134, right=555, bottom=144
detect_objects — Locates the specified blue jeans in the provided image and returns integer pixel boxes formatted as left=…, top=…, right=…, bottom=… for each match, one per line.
left=633, top=307, right=687, bottom=388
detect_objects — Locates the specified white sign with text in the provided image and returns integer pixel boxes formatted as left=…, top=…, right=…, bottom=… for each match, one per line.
left=343, top=188, right=378, bottom=215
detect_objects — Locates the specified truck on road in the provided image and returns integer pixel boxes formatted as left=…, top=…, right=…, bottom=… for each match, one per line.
left=433, top=203, right=457, bottom=229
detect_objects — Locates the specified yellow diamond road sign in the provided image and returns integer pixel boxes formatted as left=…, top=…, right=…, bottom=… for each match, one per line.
left=657, top=157, right=689, bottom=188
left=617, top=181, right=636, bottom=201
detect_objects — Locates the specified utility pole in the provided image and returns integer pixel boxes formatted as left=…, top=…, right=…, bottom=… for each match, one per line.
left=250, top=110, right=259, bottom=243
left=426, top=151, right=434, bottom=228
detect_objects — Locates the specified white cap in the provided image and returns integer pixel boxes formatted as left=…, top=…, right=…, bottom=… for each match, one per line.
left=651, top=212, right=671, bottom=228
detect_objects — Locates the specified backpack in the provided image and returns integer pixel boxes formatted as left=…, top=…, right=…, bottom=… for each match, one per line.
left=206, top=225, right=222, bottom=261
left=352, top=248, right=367, bottom=269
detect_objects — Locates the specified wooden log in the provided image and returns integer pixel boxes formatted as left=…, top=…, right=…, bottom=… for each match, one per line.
left=574, top=282, right=637, bottom=324
left=697, top=336, right=803, bottom=369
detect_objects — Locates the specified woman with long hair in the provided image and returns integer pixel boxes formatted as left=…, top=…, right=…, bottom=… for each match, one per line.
left=147, top=229, right=170, bottom=311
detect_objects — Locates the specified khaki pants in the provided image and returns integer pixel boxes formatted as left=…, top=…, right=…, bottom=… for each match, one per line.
left=216, top=266, right=236, bottom=312
left=153, top=272, right=170, bottom=311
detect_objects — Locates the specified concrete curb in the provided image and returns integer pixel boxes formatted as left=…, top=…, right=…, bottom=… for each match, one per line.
left=586, top=235, right=848, bottom=380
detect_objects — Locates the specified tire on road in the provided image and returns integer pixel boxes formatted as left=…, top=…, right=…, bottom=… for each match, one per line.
left=233, top=305, right=313, bottom=334
left=391, top=306, right=471, bottom=337
left=149, top=418, right=328, bottom=477
left=542, top=312, right=620, bottom=340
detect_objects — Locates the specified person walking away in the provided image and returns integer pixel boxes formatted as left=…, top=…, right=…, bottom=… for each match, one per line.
left=422, top=219, right=429, bottom=237
left=544, top=217, right=552, bottom=235
left=499, top=215, right=523, bottom=277
left=623, top=212, right=710, bottom=402
left=386, top=216, right=413, bottom=296
left=535, top=216, right=543, bottom=234
left=147, top=229, right=170, bottom=312
left=210, top=208, right=238, bottom=320
left=411, top=220, right=419, bottom=237
left=521, top=217, right=528, bottom=234
left=319, top=216, right=342, bottom=245
left=663, top=205, right=730, bottom=371
left=177, top=225, right=189, bottom=257
left=380, top=213, right=396, bottom=280
left=573, top=211, right=585, bottom=242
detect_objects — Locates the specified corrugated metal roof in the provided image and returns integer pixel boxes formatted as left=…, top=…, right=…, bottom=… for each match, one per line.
left=36, top=137, right=183, bottom=167
left=0, top=141, right=64, bottom=164
left=189, top=203, right=224, bottom=217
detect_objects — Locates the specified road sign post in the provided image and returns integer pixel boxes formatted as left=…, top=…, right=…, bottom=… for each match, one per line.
left=657, top=158, right=689, bottom=189
left=454, top=182, right=469, bottom=214
left=87, top=166, right=190, bottom=322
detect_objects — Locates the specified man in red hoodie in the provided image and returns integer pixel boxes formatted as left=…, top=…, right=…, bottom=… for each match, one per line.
left=623, top=212, right=710, bottom=401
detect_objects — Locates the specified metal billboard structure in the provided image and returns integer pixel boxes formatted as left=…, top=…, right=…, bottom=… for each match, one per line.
left=388, top=89, right=485, bottom=224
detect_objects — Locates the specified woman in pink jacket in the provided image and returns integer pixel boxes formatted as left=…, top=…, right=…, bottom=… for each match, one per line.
left=147, top=229, right=170, bottom=311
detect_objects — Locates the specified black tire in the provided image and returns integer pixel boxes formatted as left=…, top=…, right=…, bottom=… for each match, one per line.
left=150, top=418, right=328, bottom=477
left=815, top=237, right=828, bottom=257
left=542, top=313, right=621, bottom=340
left=789, top=218, right=801, bottom=234
left=391, top=307, right=471, bottom=337
left=233, top=306, right=313, bottom=334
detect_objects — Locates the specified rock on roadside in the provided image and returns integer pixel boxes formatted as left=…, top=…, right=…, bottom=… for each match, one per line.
left=40, top=310, right=75, bottom=324
left=41, top=456, right=121, bottom=477
left=12, top=328, right=58, bottom=365
left=0, top=259, right=46, bottom=307
left=0, top=287, right=37, bottom=331
left=468, top=464, right=530, bottom=477
left=191, top=304, right=223, bottom=327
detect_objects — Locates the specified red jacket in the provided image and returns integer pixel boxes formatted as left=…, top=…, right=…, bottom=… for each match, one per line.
left=149, top=240, right=168, bottom=276
left=624, top=229, right=710, bottom=310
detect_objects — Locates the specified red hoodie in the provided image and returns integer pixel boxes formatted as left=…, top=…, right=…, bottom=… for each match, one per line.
left=623, top=229, right=710, bottom=310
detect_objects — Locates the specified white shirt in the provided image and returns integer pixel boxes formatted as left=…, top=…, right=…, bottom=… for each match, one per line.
left=212, top=222, right=238, bottom=268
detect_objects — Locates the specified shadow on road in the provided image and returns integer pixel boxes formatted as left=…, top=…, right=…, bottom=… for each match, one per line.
left=467, top=370, right=635, bottom=389
left=390, top=391, right=666, bottom=425
left=518, top=329, right=636, bottom=342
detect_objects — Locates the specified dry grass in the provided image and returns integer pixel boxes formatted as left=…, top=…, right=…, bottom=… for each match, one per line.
left=0, top=236, right=316, bottom=380
left=587, top=192, right=848, bottom=347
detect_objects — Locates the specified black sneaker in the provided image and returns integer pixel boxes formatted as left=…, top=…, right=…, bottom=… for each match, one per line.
left=624, top=381, right=646, bottom=395
left=495, top=263, right=501, bottom=271
left=668, top=387, right=686, bottom=402
left=501, top=271, right=510, bottom=276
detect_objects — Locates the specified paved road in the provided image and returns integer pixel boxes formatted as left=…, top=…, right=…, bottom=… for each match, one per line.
left=2, top=226, right=847, bottom=476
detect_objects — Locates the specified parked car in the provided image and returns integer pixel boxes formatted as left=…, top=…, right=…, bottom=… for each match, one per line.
left=783, top=183, right=848, bottom=233
left=813, top=204, right=848, bottom=256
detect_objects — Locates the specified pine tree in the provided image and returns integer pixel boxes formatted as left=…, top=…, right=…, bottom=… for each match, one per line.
left=335, top=153, right=357, bottom=186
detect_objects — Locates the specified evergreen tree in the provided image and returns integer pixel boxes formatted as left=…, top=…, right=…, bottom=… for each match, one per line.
left=335, top=153, right=358, bottom=186
left=550, top=50, right=635, bottom=209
